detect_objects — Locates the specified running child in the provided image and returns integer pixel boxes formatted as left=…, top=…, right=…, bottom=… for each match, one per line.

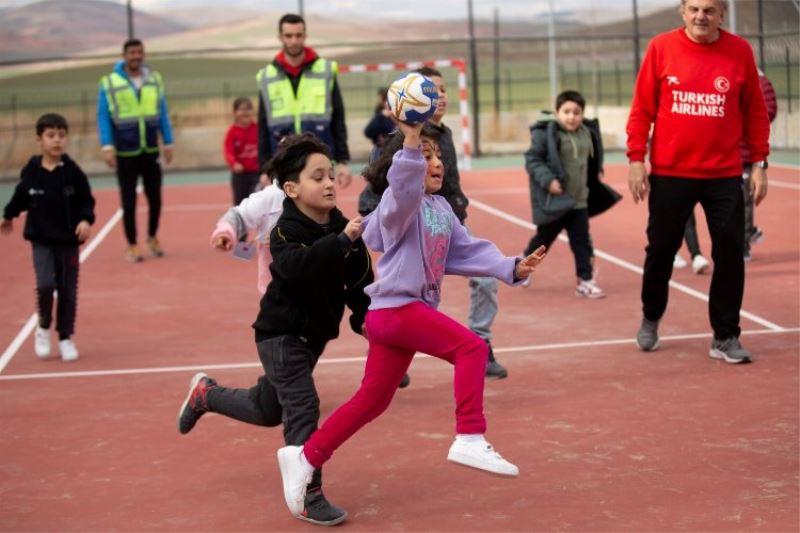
left=522, top=90, right=620, bottom=297
left=179, top=133, right=373, bottom=526
left=274, top=119, right=547, bottom=519
left=1, top=113, right=96, bottom=361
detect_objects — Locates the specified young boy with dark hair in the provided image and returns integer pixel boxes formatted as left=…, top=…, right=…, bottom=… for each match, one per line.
left=523, top=89, right=620, bottom=298
left=414, top=65, right=509, bottom=379
left=177, top=133, right=373, bottom=526
left=2, top=113, right=96, bottom=361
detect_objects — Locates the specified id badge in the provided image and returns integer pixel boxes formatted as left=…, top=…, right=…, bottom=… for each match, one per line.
left=232, top=241, right=256, bottom=261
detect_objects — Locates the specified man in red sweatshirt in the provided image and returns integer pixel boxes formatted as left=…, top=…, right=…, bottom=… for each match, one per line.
left=256, top=13, right=351, bottom=188
left=626, top=0, right=770, bottom=364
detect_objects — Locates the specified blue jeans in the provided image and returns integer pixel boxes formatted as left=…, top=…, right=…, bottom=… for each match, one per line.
left=465, top=225, right=498, bottom=342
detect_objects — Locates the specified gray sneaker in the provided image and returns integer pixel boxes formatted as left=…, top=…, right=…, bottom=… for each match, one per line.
left=636, top=318, right=660, bottom=351
left=709, top=337, right=752, bottom=364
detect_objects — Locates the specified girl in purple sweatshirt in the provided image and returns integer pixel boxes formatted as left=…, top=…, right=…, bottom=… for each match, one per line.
left=275, top=119, right=547, bottom=519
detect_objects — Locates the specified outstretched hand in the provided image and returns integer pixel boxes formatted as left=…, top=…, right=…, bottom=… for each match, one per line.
left=515, top=245, right=547, bottom=279
left=212, top=234, right=234, bottom=251
left=344, top=215, right=364, bottom=242
left=390, top=115, right=424, bottom=147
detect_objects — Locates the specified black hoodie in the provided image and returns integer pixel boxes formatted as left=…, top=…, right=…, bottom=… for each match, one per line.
left=3, top=154, right=96, bottom=245
left=252, top=198, right=373, bottom=352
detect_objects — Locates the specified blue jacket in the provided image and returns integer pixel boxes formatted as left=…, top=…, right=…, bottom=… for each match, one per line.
left=96, top=60, right=173, bottom=152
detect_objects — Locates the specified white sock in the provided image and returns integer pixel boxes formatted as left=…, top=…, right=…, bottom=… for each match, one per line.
left=456, top=433, right=486, bottom=444
left=299, top=449, right=315, bottom=474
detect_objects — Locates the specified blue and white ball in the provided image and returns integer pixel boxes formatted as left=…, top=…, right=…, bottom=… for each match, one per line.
left=387, top=72, right=439, bottom=124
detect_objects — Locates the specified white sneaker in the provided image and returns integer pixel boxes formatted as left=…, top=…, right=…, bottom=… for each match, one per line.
left=692, top=254, right=710, bottom=274
left=673, top=254, right=688, bottom=268
left=277, top=445, right=313, bottom=516
left=59, top=338, right=79, bottom=362
left=575, top=279, right=606, bottom=299
left=34, top=327, right=51, bottom=359
left=447, top=437, right=519, bottom=477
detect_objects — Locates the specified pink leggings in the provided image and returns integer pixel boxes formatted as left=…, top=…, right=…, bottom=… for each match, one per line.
left=303, top=301, right=488, bottom=468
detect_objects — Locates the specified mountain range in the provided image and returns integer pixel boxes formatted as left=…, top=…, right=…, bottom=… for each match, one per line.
left=0, top=0, right=796, bottom=64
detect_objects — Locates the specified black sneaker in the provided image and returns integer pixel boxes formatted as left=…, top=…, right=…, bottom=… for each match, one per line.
left=398, top=373, right=411, bottom=389
left=485, top=343, right=508, bottom=379
left=298, top=490, right=348, bottom=526
left=177, top=372, right=216, bottom=434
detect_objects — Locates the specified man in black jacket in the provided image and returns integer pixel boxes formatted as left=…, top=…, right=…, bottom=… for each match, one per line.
left=257, top=13, right=351, bottom=188
left=2, top=113, right=95, bottom=362
left=177, top=134, right=371, bottom=527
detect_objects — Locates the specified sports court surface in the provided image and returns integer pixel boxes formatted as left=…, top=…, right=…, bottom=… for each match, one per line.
left=1, top=160, right=798, bottom=532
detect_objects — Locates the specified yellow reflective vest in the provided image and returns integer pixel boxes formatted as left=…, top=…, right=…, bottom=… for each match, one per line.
left=257, top=58, right=336, bottom=154
left=99, top=71, right=164, bottom=156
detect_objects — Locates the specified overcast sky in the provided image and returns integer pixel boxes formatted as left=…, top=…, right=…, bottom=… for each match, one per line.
left=0, top=0, right=679, bottom=21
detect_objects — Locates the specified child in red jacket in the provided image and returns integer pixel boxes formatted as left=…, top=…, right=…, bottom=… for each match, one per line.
left=223, top=97, right=259, bottom=205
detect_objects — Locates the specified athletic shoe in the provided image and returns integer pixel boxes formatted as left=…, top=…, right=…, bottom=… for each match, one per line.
left=636, top=318, right=660, bottom=352
left=126, top=245, right=144, bottom=263
left=298, top=490, right=348, bottom=526
left=58, top=338, right=79, bottom=362
left=34, top=327, right=51, bottom=359
left=673, top=254, right=688, bottom=268
left=575, top=279, right=606, bottom=299
left=485, top=343, right=508, bottom=379
left=486, top=361, right=508, bottom=379
left=743, top=248, right=752, bottom=262
left=147, top=237, right=164, bottom=257
left=692, top=254, right=710, bottom=274
left=447, top=437, right=519, bottom=477
left=177, top=372, right=217, bottom=434
left=709, top=337, right=752, bottom=364
left=277, top=446, right=313, bottom=516
left=521, top=274, right=532, bottom=288
left=398, top=373, right=411, bottom=389
left=748, top=227, right=764, bottom=245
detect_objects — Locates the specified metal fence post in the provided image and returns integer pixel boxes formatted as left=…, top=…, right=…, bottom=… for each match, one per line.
left=787, top=47, right=793, bottom=114
left=615, top=60, right=622, bottom=106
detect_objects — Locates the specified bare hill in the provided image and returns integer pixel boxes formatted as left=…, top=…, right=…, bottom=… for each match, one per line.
left=0, top=0, right=186, bottom=62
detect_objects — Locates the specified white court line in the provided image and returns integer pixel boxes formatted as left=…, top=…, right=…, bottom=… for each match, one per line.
left=469, top=198, right=787, bottom=332
left=0, top=328, right=800, bottom=381
left=0, top=327, right=796, bottom=382
left=0, top=209, right=123, bottom=375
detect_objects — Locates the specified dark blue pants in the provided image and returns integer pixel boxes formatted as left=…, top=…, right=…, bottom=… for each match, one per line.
left=525, top=208, right=594, bottom=281
left=32, top=243, right=79, bottom=339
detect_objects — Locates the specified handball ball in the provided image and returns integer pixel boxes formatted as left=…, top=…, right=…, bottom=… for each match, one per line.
left=387, top=72, right=439, bottom=124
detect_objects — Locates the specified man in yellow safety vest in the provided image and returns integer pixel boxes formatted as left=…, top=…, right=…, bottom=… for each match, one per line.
left=257, top=13, right=351, bottom=188
left=97, top=38, right=174, bottom=262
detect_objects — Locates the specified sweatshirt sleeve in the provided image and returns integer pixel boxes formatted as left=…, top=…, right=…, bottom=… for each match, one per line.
left=376, top=146, right=427, bottom=242
left=626, top=40, right=660, bottom=162
left=330, top=77, right=350, bottom=163
left=444, top=211, right=518, bottom=284
left=74, top=165, right=96, bottom=225
left=257, top=92, right=271, bottom=170
left=223, top=127, right=238, bottom=169
left=159, top=93, right=174, bottom=146
left=741, top=51, right=770, bottom=163
left=345, top=239, right=374, bottom=335
left=269, top=224, right=344, bottom=284
left=96, top=83, right=115, bottom=148
left=760, top=74, right=778, bottom=123
left=3, top=175, right=30, bottom=220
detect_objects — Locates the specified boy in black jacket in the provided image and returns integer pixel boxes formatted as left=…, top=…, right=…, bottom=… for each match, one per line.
left=177, top=133, right=372, bottom=527
left=2, top=113, right=95, bottom=362
left=523, top=90, right=620, bottom=298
